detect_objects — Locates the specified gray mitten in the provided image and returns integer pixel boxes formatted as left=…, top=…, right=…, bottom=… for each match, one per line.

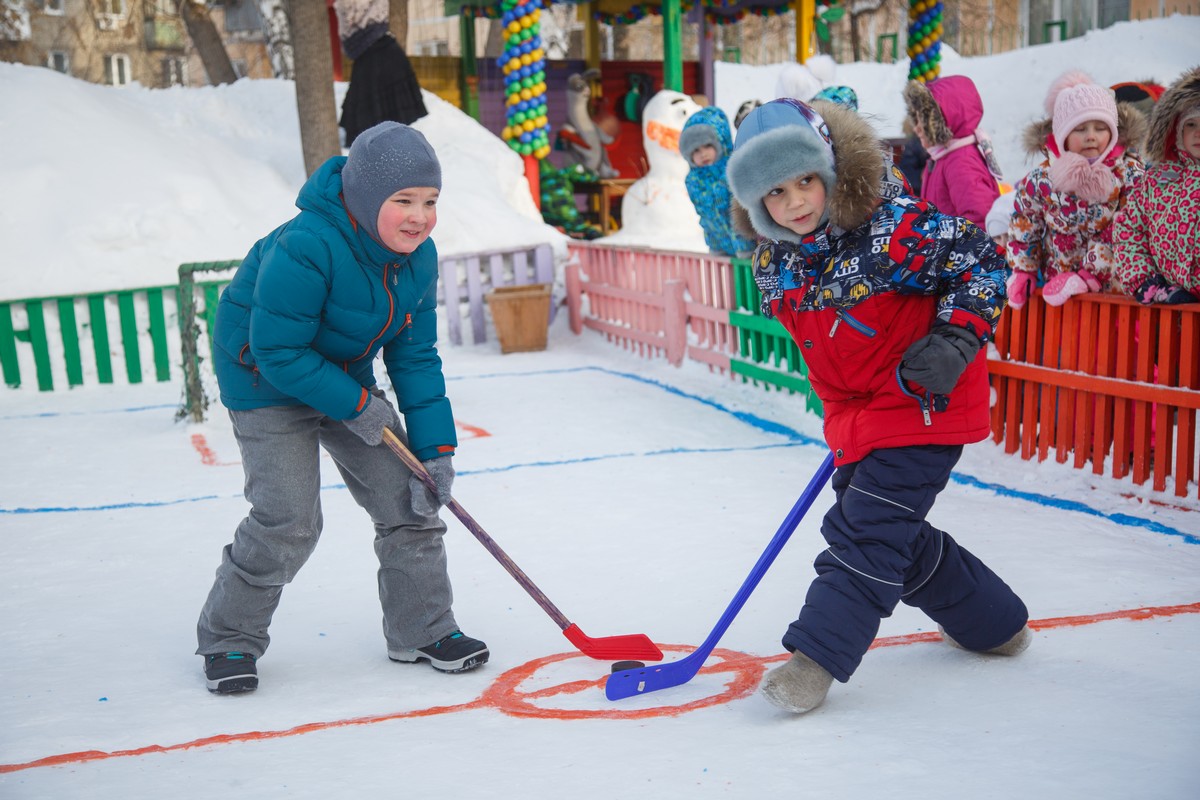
left=410, top=454, right=454, bottom=516
left=900, top=325, right=981, bottom=395
left=343, top=395, right=401, bottom=446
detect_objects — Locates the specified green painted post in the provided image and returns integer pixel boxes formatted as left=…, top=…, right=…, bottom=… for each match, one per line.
left=203, top=284, right=222, bottom=354
left=57, top=297, right=84, bottom=387
left=147, top=288, right=171, bottom=382
left=459, top=8, right=480, bottom=121
left=662, top=0, right=682, bottom=92
left=0, top=303, right=21, bottom=388
left=88, top=295, right=114, bottom=384
left=117, top=291, right=142, bottom=384
left=25, top=301, right=54, bottom=391
left=1044, top=20, right=1067, bottom=42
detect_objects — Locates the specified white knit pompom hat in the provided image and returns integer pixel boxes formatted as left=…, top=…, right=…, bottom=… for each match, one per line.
left=1045, top=70, right=1119, bottom=161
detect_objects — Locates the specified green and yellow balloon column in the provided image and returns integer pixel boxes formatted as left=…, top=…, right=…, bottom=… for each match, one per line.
left=499, top=0, right=551, bottom=160
left=906, top=0, right=943, bottom=82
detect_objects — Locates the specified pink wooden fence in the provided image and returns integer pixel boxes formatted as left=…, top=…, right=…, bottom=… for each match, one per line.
left=564, top=241, right=739, bottom=372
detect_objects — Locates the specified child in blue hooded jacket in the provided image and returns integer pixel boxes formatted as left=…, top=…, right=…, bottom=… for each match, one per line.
left=727, top=99, right=1030, bottom=715
left=680, top=106, right=756, bottom=256
left=195, top=121, right=488, bottom=694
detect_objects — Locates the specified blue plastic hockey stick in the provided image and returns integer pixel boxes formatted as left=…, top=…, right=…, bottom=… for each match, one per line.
left=605, top=451, right=835, bottom=701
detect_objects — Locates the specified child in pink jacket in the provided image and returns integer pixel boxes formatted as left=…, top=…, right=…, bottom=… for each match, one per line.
left=1006, top=71, right=1146, bottom=308
left=903, top=75, right=1003, bottom=228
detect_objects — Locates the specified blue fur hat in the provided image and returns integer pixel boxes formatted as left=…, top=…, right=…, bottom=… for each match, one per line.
left=726, top=99, right=837, bottom=242
left=342, top=121, right=441, bottom=246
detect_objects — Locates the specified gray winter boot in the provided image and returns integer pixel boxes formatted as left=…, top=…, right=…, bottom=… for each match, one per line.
left=940, top=624, right=1032, bottom=656
left=760, top=651, right=834, bottom=714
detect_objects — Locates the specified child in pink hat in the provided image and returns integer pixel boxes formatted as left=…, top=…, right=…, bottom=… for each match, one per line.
left=1006, top=71, right=1147, bottom=308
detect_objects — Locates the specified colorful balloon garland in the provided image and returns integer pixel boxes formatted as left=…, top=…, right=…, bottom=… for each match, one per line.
left=498, top=0, right=552, bottom=159
left=906, top=0, right=942, bottom=81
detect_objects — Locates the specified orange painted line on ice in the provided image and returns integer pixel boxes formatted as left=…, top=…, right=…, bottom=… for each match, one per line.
left=3, top=601, right=1196, bottom=774
left=190, top=434, right=238, bottom=467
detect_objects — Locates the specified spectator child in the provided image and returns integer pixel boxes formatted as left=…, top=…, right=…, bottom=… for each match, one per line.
left=1114, top=66, right=1200, bottom=304
left=680, top=106, right=756, bottom=256
left=726, top=98, right=1030, bottom=715
left=986, top=189, right=1017, bottom=248
left=1007, top=71, right=1147, bottom=308
left=903, top=75, right=1003, bottom=228
left=336, top=0, right=428, bottom=146
left=1111, top=80, right=1166, bottom=122
left=195, top=122, right=487, bottom=694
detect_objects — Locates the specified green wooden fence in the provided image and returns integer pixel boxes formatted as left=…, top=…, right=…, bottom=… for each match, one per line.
left=0, top=263, right=236, bottom=400
left=727, top=257, right=823, bottom=416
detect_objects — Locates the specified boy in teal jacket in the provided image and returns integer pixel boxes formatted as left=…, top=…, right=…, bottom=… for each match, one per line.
left=196, top=122, right=488, bottom=694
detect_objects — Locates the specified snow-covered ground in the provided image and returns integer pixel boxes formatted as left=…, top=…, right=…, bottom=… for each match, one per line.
left=1, top=15, right=1199, bottom=797
left=2, top=327, right=1198, bottom=797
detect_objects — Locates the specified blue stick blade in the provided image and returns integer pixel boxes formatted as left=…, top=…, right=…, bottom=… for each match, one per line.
left=604, top=654, right=703, bottom=700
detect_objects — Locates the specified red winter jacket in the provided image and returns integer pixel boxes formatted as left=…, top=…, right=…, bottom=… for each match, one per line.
left=751, top=173, right=1005, bottom=466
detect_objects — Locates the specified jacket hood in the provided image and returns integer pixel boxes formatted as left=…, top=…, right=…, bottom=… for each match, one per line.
left=727, top=99, right=885, bottom=243
left=296, top=156, right=398, bottom=266
left=1146, top=65, right=1200, bottom=162
left=904, top=76, right=984, bottom=144
left=1021, top=101, right=1148, bottom=159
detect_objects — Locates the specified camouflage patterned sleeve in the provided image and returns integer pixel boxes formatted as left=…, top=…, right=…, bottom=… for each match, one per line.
left=751, top=240, right=785, bottom=319
left=930, top=213, right=1009, bottom=343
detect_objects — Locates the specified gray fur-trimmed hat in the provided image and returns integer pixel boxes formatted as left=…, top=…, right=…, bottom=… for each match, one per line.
left=679, top=122, right=722, bottom=165
left=342, top=121, right=441, bottom=246
left=726, top=99, right=837, bottom=243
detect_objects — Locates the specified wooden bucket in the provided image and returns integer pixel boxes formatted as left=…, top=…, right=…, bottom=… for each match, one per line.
left=486, top=283, right=552, bottom=353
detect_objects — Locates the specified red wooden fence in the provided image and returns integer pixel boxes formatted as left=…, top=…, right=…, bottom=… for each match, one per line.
left=566, top=241, right=1199, bottom=501
left=990, top=291, right=1200, bottom=499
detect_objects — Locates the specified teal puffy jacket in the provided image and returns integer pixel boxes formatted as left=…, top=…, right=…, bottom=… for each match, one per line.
left=212, top=156, right=455, bottom=461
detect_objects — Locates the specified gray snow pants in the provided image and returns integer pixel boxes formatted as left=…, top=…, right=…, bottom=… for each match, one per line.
left=196, top=402, right=458, bottom=659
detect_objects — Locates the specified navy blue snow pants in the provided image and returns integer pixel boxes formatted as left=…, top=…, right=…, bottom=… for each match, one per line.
left=782, top=445, right=1028, bottom=682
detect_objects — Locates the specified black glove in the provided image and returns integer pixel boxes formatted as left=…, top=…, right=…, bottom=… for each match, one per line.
left=900, top=325, right=981, bottom=396
left=343, top=393, right=401, bottom=446
left=1136, top=274, right=1198, bottom=305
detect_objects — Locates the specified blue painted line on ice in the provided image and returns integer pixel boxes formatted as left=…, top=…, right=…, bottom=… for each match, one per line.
left=1, top=367, right=1193, bottom=544
left=0, top=404, right=177, bottom=421
left=448, top=365, right=816, bottom=442
left=948, top=472, right=1200, bottom=546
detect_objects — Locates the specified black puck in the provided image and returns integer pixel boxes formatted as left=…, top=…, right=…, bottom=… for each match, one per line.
left=611, top=660, right=645, bottom=673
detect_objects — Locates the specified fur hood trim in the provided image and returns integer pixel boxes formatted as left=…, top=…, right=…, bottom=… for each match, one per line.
left=727, top=99, right=885, bottom=242
left=904, top=76, right=984, bottom=144
left=1146, top=65, right=1200, bottom=162
left=1021, top=102, right=1148, bottom=158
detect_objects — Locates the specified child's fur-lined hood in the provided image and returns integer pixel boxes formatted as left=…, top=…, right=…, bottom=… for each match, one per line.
left=1146, top=65, right=1200, bottom=162
left=903, top=76, right=985, bottom=145
left=1021, top=102, right=1148, bottom=158
left=728, top=99, right=887, bottom=242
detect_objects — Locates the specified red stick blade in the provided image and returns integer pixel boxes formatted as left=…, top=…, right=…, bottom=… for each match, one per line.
left=563, top=623, right=663, bottom=661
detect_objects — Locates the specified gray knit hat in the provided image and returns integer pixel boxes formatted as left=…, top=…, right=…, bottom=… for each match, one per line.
left=342, top=121, right=442, bottom=245
left=727, top=99, right=836, bottom=243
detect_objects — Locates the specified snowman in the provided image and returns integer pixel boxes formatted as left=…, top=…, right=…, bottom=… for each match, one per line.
left=603, top=90, right=707, bottom=251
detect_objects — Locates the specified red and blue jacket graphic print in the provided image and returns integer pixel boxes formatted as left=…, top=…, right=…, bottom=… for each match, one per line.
left=752, top=166, right=1008, bottom=464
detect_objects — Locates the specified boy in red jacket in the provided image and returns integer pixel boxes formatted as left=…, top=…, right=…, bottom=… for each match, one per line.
left=727, top=99, right=1031, bottom=714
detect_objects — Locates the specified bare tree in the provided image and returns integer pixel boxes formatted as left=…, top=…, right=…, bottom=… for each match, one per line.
left=180, top=1, right=239, bottom=85
left=286, top=0, right=341, bottom=176
left=388, top=0, right=408, bottom=48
